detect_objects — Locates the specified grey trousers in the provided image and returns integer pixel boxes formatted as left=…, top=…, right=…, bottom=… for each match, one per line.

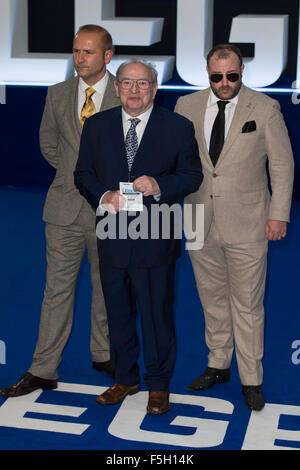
left=189, top=220, right=268, bottom=385
left=29, top=204, right=110, bottom=380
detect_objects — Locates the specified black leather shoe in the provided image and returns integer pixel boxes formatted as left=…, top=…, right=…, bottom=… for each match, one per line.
left=188, top=367, right=230, bottom=390
left=92, top=360, right=115, bottom=378
left=242, top=385, right=265, bottom=411
left=0, top=372, right=57, bottom=397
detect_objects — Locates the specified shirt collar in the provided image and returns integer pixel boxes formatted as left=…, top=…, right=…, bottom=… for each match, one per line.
left=207, top=88, right=240, bottom=108
left=122, top=105, right=153, bottom=123
left=79, top=71, right=109, bottom=95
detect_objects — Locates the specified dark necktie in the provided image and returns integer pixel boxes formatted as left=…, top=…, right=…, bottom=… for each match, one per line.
left=209, top=100, right=229, bottom=166
left=125, top=118, right=141, bottom=171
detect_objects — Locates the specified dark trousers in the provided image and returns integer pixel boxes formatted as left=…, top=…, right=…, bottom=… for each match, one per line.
left=100, top=262, right=177, bottom=390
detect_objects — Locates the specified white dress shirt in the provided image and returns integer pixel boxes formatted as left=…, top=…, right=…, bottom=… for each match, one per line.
left=204, top=90, right=240, bottom=151
left=121, top=105, right=153, bottom=145
left=78, top=72, right=109, bottom=119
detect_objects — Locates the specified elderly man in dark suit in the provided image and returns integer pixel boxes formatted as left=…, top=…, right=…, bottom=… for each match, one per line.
left=74, top=60, right=203, bottom=414
left=0, top=24, right=120, bottom=397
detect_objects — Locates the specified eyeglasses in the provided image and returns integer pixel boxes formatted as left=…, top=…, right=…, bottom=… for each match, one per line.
left=117, top=79, right=153, bottom=90
left=209, top=73, right=240, bottom=83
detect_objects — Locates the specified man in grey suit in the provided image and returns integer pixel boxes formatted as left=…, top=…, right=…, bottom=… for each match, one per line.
left=175, top=44, right=294, bottom=410
left=0, top=24, right=120, bottom=397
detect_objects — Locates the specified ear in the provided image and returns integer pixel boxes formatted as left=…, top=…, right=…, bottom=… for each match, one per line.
left=105, top=49, right=113, bottom=65
left=114, top=80, right=120, bottom=97
left=206, top=65, right=210, bottom=79
left=152, top=83, right=158, bottom=100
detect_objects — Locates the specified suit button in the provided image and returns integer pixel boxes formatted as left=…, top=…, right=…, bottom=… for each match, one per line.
left=210, top=195, right=213, bottom=199
left=212, top=173, right=217, bottom=177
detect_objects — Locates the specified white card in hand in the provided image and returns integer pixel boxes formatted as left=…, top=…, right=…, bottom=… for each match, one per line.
left=120, top=182, right=143, bottom=211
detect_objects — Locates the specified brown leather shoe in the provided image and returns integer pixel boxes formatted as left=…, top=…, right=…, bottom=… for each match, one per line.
left=96, top=383, right=139, bottom=405
left=92, top=360, right=115, bottom=378
left=0, top=372, right=57, bottom=397
left=147, top=390, right=170, bottom=414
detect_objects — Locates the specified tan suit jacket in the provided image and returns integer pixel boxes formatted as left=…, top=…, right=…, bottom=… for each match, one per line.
left=40, top=72, right=120, bottom=226
left=175, top=85, right=294, bottom=244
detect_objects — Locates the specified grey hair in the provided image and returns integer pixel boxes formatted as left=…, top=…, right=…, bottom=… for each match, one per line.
left=116, top=60, right=158, bottom=83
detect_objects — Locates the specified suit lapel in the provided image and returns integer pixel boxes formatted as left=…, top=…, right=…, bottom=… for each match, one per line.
left=216, top=85, right=255, bottom=167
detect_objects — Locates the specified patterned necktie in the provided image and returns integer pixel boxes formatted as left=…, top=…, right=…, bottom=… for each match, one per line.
left=125, top=118, right=141, bottom=171
left=80, top=87, right=96, bottom=127
left=209, top=100, right=229, bottom=166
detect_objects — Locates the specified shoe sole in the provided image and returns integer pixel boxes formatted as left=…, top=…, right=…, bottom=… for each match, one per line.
left=0, top=383, right=57, bottom=397
left=147, top=405, right=170, bottom=415
left=42, top=384, right=58, bottom=391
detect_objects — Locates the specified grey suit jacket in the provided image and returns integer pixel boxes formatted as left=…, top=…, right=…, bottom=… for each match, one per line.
left=40, top=72, right=120, bottom=226
left=175, top=85, right=294, bottom=244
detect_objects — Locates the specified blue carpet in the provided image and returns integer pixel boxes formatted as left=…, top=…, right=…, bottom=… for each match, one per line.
left=0, top=186, right=300, bottom=453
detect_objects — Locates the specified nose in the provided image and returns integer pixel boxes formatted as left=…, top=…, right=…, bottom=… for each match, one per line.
left=131, top=81, right=139, bottom=92
left=221, top=75, right=229, bottom=87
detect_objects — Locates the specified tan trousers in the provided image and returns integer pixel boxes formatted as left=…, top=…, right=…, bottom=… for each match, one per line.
left=29, top=202, right=109, bottom=380
left=189, top=220, right=268, bottom=385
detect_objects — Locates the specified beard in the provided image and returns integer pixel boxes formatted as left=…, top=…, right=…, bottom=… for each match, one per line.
left=211, top=80, right=242, bottom=100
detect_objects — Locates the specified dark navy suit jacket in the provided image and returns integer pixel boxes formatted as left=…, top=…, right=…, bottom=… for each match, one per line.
left=74, top=104, right=203, bottom=268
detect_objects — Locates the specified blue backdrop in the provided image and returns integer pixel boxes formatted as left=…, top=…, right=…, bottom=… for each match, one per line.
left=0, top=85, right=299, bottom=453
left=1, top=86, right=299, bottom=200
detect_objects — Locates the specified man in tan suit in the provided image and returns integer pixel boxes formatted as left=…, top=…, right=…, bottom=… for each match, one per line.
left=0, top=25, right=120, bottom=397
left=175, top=44, right=294, bottom=410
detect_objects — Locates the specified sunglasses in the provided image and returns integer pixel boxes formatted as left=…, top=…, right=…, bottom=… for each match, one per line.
left=209, top=73, right=240, bottom=83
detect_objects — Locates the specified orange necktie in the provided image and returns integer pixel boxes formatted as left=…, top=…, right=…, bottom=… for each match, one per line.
left=80, top=87, right=96, bottom=127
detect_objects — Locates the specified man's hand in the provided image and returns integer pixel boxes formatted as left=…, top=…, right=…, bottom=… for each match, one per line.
left=101, top=190, right=126, bottom=214
left=265, top=219, right=287, bottom=241
left=133, top=175, right=160, bottom=197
